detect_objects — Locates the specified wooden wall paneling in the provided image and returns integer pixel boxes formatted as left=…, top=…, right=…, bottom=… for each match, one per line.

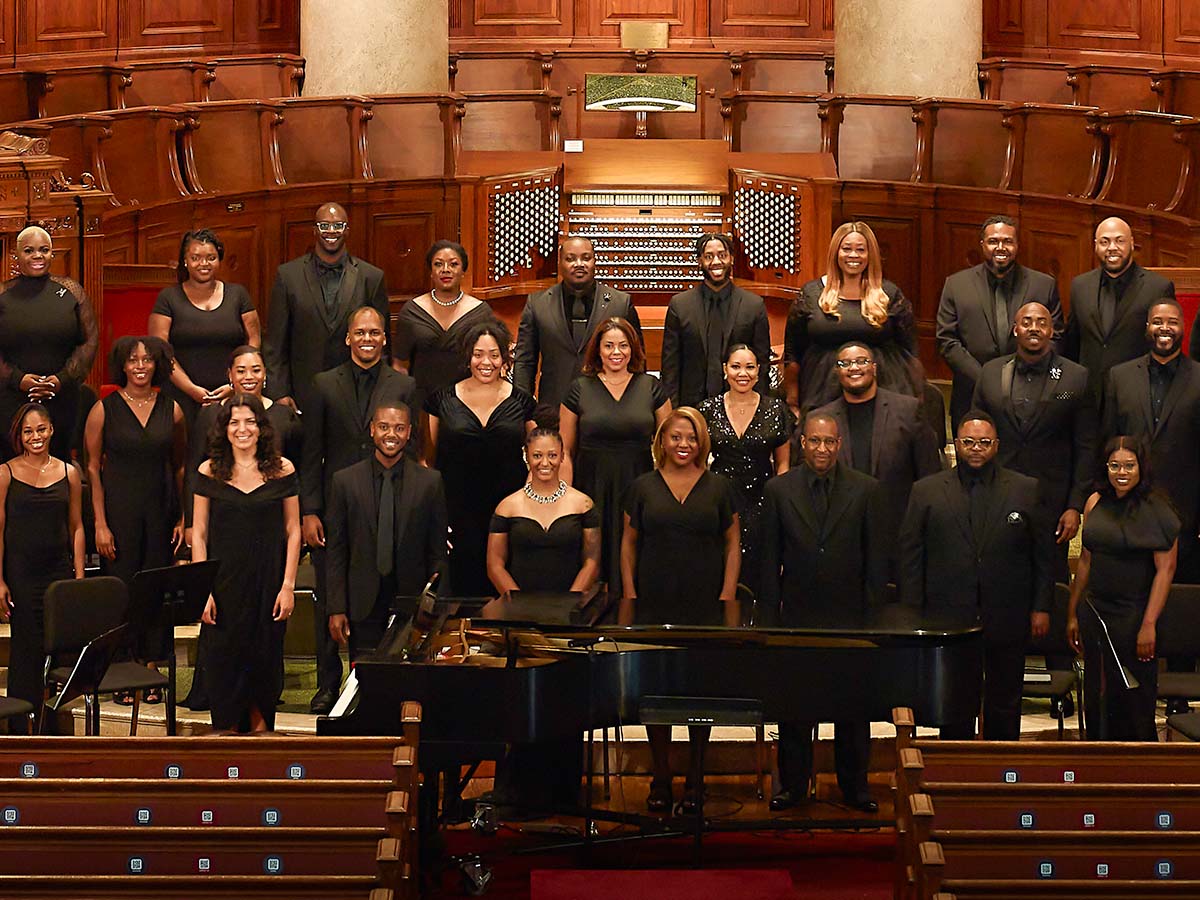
left=1046, top=0, right=1161, bottom=56
left=118, top=0, right=235, bottom=55
left=983, top=0, right=1048, bottom=56
left=370, top=209, right=441, bottom=301
left=0, top=0, right=15, bottom=66
left=578, top=0, right=705, bottom=46
left=364, top=96, right=456, bottom=181
left=232, top=0, right=299, bottom=53
left=1163, top=0, right=1200, bottom=62
left=274, top=96, right=369, bottom=185
left=16, top=0, right=118, bottom=61
left=1016, top=198, right=1097, bottom=316
left=709, top=0, right=832, bottom=47
left=452, top=0, right=575, bottom=45
left=0, top=70, right=36, bottom=122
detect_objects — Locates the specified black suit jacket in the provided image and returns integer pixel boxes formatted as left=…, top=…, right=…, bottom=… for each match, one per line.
left=263, top=252, right=391, bottom=415
left=814, top=388, right=941, bottom=549
left=661, top=285, right=771, bottom=409
left=299, top=361, right=416, bottom=517
left=936, top=263, right=1062, bottom=426
left=512, top=281, right=641, bottom=425
left=325, top=457, right=448, bottom=622
left=1063, top=262, right=1175, bottom=404
left=1103, top=353, right=1200, bottom=541
left=759, top=464, right=884, bottom=627
left=899, top=466, right=1052, bottom=645
left=972, top=353, right=1096, bottom=516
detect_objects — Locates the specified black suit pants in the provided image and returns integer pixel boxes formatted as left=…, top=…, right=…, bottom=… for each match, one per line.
left=777, top=719, right=869, bottom=801
left=309, top=547, right=343, bottom=694
left=1080, top=600, right=1158, bottom=741
left=940, top=640, right=1024, bottom=740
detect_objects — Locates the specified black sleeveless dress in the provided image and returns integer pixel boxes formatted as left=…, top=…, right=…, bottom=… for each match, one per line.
left=4, top=461, right=73, bottom=706
left=489, top=506, right=601, bottom=592
left=196, top=471, right=297, bottom=732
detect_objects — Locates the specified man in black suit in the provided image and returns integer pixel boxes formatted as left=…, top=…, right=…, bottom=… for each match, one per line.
left=300, top=306, right=417, bottom=713
left=937, top=215, right=1063, bottom=428
left=512, top=236, right=643, bottom=427
left=326, top=402, right=447, bottom=661
left=814, top=342, right=940, bottom=580
left=264, top=201, right=391, bottom=415
left=1064, top=216, right=1176, bottom=405
left=761, top=412, right=883, bottom=812
left=661, top=233, right=771, bottom=409
left=972, top=301, right=1097, bottom=582
left=899, top=412, right=1053, bottom=740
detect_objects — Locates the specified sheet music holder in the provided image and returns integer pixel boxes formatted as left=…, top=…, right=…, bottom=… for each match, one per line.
left=44, top=623, right=130, bottom=735
left=129, top=561, right=220, bottom=736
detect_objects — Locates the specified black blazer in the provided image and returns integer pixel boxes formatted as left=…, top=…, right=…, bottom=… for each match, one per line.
left=1063, top=262, right=1175, bottom=404
left=512, top=281, right=641, bottom=425
left=759, top=464, right=884, bottom=627
left=1103, top=353, right=1200, bottom=537
left=661, top=285, right=771, bottom=409
left=936, top=263, right=1062, bottom=427
left=299, top=361, right=416, bottom=517
left=899, top=466, right=1052, bottom=645
left=263, top=252, right=391, bottom=415
left=325, top=457, right=448, bottom=622
left=972, top=353, right=1096, bottom=515
left=814, top=388, right=941, bottom=547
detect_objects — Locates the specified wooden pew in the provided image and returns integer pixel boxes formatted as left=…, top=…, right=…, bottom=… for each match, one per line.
left=0, top=69, right=39, bottom=123
left=90, top=105, right=191, bottom=207
left=177, top=99, right=287, bottom=194
left=460, top=90, right=562, bottom=152
left=275, top=96, right=373, bottom=184
left=731, top=50, right=833, bottom=93
left=719, top=91, right=826, bottom=154
left=977, top=58, right=1072, bottom=105
left=39, top=65, right=126, bottom=118
left=1167, top=120, right=1200, bottom=219
left=1154, top=69, right=1200, bottom=119
left=824, top=94, right=918, bottom=181
left=1067, top=64, right=1159, bottom=112
left=912, top=98, right=1010, bottom=188
left=12, top=113, right=112, bottom=189
left=449, top=50, right=552, bottom=92
left=0, top=875, right=386, bottom=898
left=932, top=884, right=1200, bottom=899
left=1084, top=109, right=1185, bottom=210
left=123, top=59, right=210, bottom=108
left=995, top=102, right=1101, bottom=197
left=206, top=54, right=305, bottom=101
left=363, top=94, right=459, bottom=179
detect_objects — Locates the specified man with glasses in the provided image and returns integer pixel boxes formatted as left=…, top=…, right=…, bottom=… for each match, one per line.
left=1064, top=216, right=1175, bottom=405
left=661, top=233, right=771, bottom=408
left=813, top=342, right=940, bottom=580
left=900, top=411, right=1053, bottom=739
left=937, top=215, right=1062, bottom=429
left=761, top=412, right=884, bottom=812
left=264, top=201, right=391, bottom=417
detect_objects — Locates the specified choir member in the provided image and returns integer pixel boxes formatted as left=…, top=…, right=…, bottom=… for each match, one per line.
left=559, top=317, right=669, bottom=605
left=699, top=344, right=793, bottom=604
left=0, top=404, right=84, bottom=708
left=148, top=229, right=259, bottom=426
left=513, top=236, right=642, bottom=427
left=0, top=226, right=98, bottom=461
left=424, top=319, right=535, bottom=598
left=193, top=395, right=300, bottom=733
left=1067, top=436, right=1178, bottom=741
left=785, top=222, right=921, bottom=415
left=620, top=408, right=740, bottom=813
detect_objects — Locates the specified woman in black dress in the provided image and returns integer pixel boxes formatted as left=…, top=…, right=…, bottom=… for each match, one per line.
left=84, top=336, right=186, bottom=702
left=621, top=408, right=740, bottom=812
left=394, top=240, right=495, bottom=412
left=424, top=320, right=536, bottom=596
left=1067, top=436, right=1179, bottom=741
left=559, top=317, right=671, bottom=602
left=0, top=403, right=84, bottom=708
left=148, top=229, right=260, bottom=426
left=192, top=394, right=300, bottom=733
left=784, top=221, right=922, bottom=414
left=0, top=226, right=98, bottom=462
left=488, top=428, right=601, bottom=597
left=699, top=344, right=793, bottom=605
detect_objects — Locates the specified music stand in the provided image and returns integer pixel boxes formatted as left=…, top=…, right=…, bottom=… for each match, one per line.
left=43, top=623, right=130, bottom=735
left=129, top=561, right=219, bottom=735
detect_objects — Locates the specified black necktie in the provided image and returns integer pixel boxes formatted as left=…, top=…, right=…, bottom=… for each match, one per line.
left=1099, top=278, right=1117, bottom=337
left=570, top=292, right=588, bottom=348
left=706, top=301, right=725, bottom=398
left=815, top=477, right=830, bottom=523
left=377, top=468, right=397, bottom=577
left=968, top=478, right=986, bottom=547
left=356, top=370, right=373, bottom=426
left=993, top=280, right=1009, bottom=346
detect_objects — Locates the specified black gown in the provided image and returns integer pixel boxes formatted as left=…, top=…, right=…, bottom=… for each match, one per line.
left=393, top=300, right=495, bottom=409
left=699, top=395, right=794, bottom=600
left=562, top=373, right=665, bottom=598
left=3, top=461, right=73, bottom=707
left=489, top=506, right=601, bottom=592
left=425, top=385, right=535, bottom=596
left=624, top=469, right=736, bottom=626
left=196, top=471, right=297, bottom=731
left=784, top=278, right=921, bottom=412
left=1080, top=492, right=1180, bottom=741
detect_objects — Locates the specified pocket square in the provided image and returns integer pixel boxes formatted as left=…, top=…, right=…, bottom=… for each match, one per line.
left=1007, top=511, right=1025, bottom=524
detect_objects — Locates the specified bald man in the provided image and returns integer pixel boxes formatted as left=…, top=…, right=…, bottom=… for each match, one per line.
left=263, top=202, right=391, bottom=417
left=1063, top=216, right=1175, bottom=404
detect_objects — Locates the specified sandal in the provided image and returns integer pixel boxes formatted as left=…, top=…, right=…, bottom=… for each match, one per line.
left=144, top=687, right=163, bottom=705
left=113, top=690, right=136, bottom=706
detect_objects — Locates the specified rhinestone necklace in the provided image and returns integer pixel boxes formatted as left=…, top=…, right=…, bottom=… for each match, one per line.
left=524, top=480, right=567, bottom=504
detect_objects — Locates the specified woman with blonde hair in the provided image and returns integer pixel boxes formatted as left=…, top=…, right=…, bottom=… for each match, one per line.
left=784, top=221, right=921, bottom=414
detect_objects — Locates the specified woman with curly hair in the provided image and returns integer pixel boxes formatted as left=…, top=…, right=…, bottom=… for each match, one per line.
left=192, top=393, right=300, bottom=732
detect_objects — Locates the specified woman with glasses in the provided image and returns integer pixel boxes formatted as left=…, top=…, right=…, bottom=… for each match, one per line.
left=699, top=344, right=793, bottom=604
left=784, top=221, right=922, bottom=415
left=149, top=229, right=259, bottom=426
left=1067, top=436, right=1179, bottom=740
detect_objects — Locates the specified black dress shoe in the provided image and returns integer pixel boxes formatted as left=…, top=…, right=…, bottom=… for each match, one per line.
left=1167, top=700, right=1191, bottom=716
left=646, top=781, right=672, bottom=813
left=846, top=794, right=879, bottom=813
left=309, top=690, right=337, bottom=715
left=679, top=787, right=704, bottom=815
left=769, top=790, right=801, bottom=811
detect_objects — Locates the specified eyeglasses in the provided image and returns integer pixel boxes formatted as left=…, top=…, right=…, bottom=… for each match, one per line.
left=804, top=436, right=839, bottom=448
left=956, top=438, right=996, bottom=450
left=316, top=221, right=348, bottom=234
left=1107, top=461, right=1138, bottom=473
left=835, top=357, right=874, bottom=370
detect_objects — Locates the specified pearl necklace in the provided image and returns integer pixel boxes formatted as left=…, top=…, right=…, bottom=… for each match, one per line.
left=430, top=289, right=464, bottom=308
left=524, top=480, right=567, bottom=505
